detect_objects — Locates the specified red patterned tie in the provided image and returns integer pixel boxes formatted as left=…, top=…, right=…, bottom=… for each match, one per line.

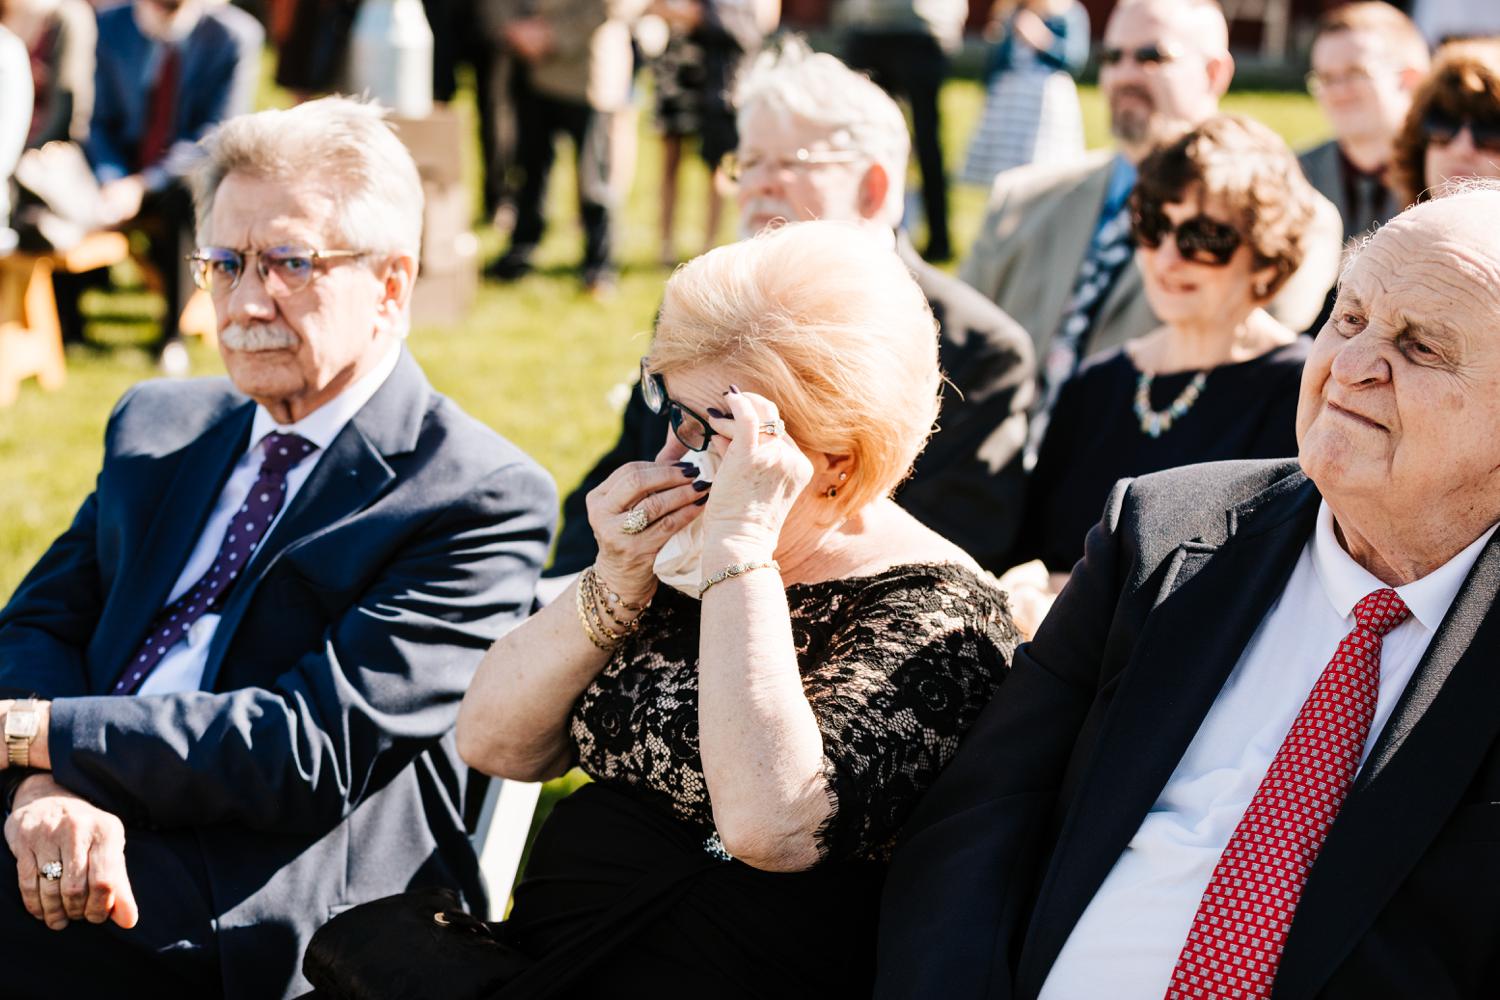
left=1165, top=587, right=1410, bottom=999
left=137, top=45, right=180, bottom=170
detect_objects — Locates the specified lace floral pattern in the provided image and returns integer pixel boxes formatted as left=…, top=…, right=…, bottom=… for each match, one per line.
left=569, top=563, right=1017, bottom=863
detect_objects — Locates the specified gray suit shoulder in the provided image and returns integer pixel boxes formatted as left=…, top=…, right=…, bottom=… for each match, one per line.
left=1113, top=458, right=1306, bottom=555
left=984, top=148, right=1114, bottom=210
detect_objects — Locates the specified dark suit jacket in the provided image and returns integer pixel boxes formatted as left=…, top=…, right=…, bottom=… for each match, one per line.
left=548, top=236, right=1035, bottom=576
left=0, top=350, right=557, bottom=998
left=88, top=1, right=262, bottom=189
left=876, top=459, right=1500, bottom=1000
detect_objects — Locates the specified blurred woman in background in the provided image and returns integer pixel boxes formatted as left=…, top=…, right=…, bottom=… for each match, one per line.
left=1391, top=37, right=1500, bottom=204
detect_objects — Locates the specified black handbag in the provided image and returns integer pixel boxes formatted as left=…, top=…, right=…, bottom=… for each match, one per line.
left=303, top=887, right=529, bottom=1000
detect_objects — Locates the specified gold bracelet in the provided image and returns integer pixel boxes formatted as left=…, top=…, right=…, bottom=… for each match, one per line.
left=576, top=572, right=621, bottom=651
left=698, top=559, right=780, bottom=598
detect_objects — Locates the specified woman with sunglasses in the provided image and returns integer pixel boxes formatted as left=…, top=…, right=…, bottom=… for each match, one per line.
left=1004, top=115, right=1318, bottom=631
left=437, top=222, right=1013, bottom=996
left=1391, top=38, right=1500, bottom=206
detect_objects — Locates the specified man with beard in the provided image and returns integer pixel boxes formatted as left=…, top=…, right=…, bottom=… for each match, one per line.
left=961, top=0, right=1342, bottom=426
left=543, top=40, right=1035, bottom=580
left=0, top=97, right=556, bottom=998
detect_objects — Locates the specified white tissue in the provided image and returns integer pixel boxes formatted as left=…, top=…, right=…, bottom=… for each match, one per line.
left=652, top=446, right=720, bottom=598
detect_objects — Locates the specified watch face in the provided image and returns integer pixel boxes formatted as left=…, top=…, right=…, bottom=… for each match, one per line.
left=5, top=711, right=38, bottom=740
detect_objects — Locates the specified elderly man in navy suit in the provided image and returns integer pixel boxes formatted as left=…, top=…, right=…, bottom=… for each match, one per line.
left=0, top=97, right=556, bottom=998
left=879, top=181, right=1500, bottom=999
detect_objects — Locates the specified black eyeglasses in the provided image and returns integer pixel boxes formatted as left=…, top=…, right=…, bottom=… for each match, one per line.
left=187, top=245, right=368, bottom=297
left=1099, top=44, right=1177, bottom=68
left=1131, top=208, right=1243, bottom=266
left=1422, top=112, right=1500, bottom=154
left=640, top=358, right=718, bottom=452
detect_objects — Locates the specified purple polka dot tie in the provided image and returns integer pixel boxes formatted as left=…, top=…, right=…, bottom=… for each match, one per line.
left=111, top=431, right=316, bottom=695
left=1165, top=588, right=1410, bottom=999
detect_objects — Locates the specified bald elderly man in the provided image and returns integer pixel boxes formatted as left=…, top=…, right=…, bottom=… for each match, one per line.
left=879, top=181, right=1500, bottom=999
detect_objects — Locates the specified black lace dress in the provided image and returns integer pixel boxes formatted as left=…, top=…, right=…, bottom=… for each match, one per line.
left=499, top=562, right=1016, bottom=997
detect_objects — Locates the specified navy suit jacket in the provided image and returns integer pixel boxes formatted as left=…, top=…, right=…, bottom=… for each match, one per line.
left=0, top=350, right=557, bottom=997
left=88, top=1, right=262, bottom=188
left=877, top=460, right=1500, bottom=999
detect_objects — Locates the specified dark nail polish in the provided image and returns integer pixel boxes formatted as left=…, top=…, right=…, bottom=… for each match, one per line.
left=705, top=407, right=729, bottom=420
left=676, top=463, right=698, bottom=477
left=694, top=495, right=710, bottom=506
left=692, top=479, right=711, bottom=492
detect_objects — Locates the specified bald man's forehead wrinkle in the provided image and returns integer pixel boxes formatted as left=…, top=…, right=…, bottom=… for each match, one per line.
left=1111, top=0, right=1229, bottom=54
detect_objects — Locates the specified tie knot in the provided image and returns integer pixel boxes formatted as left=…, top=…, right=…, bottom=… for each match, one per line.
left=259, top=432, right=316, bottom=475
left=1353, top=587, right=1410, bottom=637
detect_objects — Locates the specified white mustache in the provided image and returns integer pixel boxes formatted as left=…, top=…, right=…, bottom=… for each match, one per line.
left=739, top=198, right=799, bottom=237
left=220, top=323, right=297, bottom=352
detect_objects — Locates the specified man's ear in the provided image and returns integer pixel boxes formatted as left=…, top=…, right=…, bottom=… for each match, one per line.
left=375, top=254, right=417, bottom=335
left=858, top=162, right=890, bottom=222
left=1398, top=65, right=1425, bottom=92
left=1206, top=50, right=1235, bottom=98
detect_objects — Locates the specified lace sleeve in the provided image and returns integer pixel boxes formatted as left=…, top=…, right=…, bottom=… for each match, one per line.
left=800, top=566, right=1018, bottom=862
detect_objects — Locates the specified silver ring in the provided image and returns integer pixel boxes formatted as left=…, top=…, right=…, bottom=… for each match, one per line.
left=40, top=861, right=61, bottom=882
left=759, top=419, right=786, bottom=436
left=619, top=507, right=650, bottom=535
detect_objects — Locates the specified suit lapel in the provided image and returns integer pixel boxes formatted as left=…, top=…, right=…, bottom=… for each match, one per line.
left=1017, top=477, right=1321, bottom=1000
left=91, top=402, right=254, bottom=690
left=1272, top=531, right=1500, bottom=1000
left=198, top=350, right=427, bottom=689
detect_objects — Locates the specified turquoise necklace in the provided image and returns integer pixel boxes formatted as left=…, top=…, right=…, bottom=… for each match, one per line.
left=1134, top=370, right=1208, bottom=438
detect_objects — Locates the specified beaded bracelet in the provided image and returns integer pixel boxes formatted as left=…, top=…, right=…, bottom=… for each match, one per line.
left=698, top=560, right=781, bottom=598
left=576, top=566, right=649, bottom=651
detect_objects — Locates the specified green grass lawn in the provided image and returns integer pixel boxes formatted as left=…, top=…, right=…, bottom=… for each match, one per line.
left=0, top=69, right=1325, bottom=871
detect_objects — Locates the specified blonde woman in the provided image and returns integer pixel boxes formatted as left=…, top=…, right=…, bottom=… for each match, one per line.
left=443, top=223, right=1010, bottom=995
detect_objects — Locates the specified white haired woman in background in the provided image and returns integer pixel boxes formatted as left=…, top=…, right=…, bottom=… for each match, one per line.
left=451, top=222, right=1015, bottom=995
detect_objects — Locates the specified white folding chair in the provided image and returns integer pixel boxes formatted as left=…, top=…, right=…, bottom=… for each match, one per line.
left=470, top=777, right=543, bottom=919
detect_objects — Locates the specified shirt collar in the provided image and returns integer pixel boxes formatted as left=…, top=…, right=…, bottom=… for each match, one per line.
left=1104, top=155, right=1137, bottom=216
left=1312, top=500, right=1499, bottom=631
left=248, top=342, right=401, bottom=456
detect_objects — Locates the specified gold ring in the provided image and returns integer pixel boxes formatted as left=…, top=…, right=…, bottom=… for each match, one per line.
left=619, top=508, right=650, bottom=534
left=40, top=861, right=62, bottom=882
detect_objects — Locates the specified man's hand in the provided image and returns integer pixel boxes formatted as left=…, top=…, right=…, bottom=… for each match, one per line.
left=99, top=176, right=147, bottom=226
left=0, top=699, right=52, bottom=771
left=3, top=775, right=138, bottom=931
left=503, top=17, right=555, bottom=62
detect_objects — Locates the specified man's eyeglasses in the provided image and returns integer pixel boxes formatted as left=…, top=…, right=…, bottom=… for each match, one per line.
left=720, top=147, right=866, bottom=182
left=1305, top=65, right=1379, bottom=93
left=640, top=357, right=718, bottom=452
left=1098, top=44, right=1177, bottom=68
left=1422, top=112, right=1500, bottom=154
left=187, top=245, right=368, bottom=297
left=1131, top=208, right=1244, bottom=266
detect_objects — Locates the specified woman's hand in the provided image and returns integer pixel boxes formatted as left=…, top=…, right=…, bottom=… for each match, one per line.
left=586, top=450, right=709, bottom=603
left=699, top=386, right=814, bottom=559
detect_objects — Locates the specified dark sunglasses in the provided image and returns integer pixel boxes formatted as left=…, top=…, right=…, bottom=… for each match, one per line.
left=1422, top=113, right=1500, bottom=154
left=1131, top=208, right=1244, bottom=266
left=1099, top=44, right=1175, bottom=68
left=640, top=358, right=718, bottom=452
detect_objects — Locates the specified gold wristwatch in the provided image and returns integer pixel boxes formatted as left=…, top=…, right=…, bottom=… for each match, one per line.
left=4, top=699, right=39, bottom=769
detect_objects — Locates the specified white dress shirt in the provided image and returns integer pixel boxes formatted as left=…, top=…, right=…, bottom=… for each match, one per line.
left=1038, top=502, right=1499, bottom=1000
left=137, top=345, right=400, bottom=696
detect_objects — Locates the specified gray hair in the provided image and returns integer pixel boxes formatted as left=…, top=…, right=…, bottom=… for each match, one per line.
left=192, top=96, right=424, bottom=257
left=733, top=38, right=910, bottom=226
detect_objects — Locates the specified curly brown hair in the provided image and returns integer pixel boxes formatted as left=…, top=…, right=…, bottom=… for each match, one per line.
left=1129, top=114, right=1319, bottom=301
left=1391, top=39, right=1500, bottom=206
